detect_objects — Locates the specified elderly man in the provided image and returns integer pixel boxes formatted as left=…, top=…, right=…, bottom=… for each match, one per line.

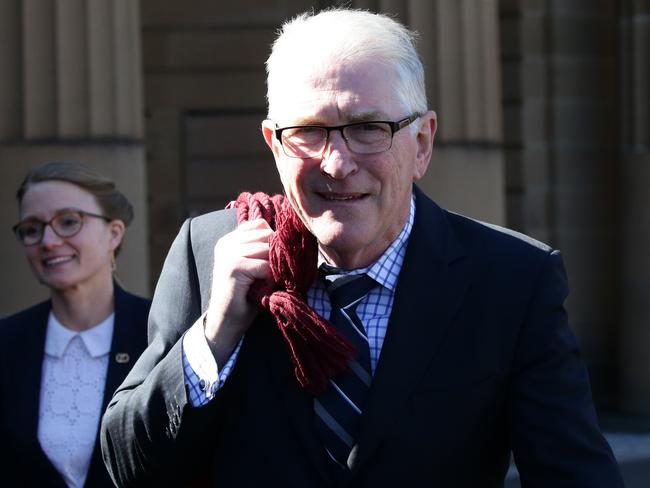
left=101, top=8, right=622, bottom=487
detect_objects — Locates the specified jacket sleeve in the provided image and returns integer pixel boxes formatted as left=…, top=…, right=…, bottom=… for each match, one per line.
left=508, top=250, right=623, bottom=487
left=100, top=216, right=226, bottom=487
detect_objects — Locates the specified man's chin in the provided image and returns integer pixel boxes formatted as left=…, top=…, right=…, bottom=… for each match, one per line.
left=311, top=229, right=368, bottom=264
left=308, top=219, right=349, bottom=245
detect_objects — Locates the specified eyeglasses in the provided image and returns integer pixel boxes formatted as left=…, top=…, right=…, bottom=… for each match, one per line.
left=273, top=113, right=421, bottom=159
left=13, top=209, right=110, bottom=246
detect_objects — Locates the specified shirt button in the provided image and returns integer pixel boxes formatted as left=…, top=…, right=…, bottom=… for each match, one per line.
left=199, top=379, right=206, bottom=390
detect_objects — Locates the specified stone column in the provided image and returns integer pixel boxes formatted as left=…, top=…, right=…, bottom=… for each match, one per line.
left=500, top=0, right=620, bottom=407
left=0, top=0, right=148, bottom=315
left=619, top=0, right=650, bottom=414
left=410, top=0, right=505, bottom=225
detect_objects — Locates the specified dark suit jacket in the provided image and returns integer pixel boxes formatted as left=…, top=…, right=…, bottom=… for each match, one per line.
left=101, top=188, right=622, bottom=487
left=0, top=284, right=150, bottom=488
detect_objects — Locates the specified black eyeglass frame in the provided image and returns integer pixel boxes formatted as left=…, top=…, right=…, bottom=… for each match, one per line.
left=273, top=112, right=422, bottom=158
left=12, top=209, right=111, bottom=246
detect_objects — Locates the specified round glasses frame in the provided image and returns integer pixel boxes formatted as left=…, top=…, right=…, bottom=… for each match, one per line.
left=273, top=113, right=421, bottom=159
left=13, top=209, right=110, bottom=246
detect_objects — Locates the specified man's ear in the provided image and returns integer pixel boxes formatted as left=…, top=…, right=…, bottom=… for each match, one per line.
left=413, top=110, right=437, bottom=180
left=262, top=120, right=282, bottom=160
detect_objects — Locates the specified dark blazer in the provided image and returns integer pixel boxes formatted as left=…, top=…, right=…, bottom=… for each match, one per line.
left=101, top=187, right=622, bottom=487
left=0, top=284, right=150, bottom=488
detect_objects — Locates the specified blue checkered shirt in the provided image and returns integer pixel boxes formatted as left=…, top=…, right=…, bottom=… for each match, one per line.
left=183, top=195, right=415, bottom=406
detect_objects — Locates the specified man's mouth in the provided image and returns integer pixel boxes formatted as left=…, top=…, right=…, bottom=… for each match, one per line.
left=319, top=192, right=367, bottom=201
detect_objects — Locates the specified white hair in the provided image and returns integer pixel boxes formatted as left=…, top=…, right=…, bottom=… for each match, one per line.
left=265, top=8, right=428, bottom=122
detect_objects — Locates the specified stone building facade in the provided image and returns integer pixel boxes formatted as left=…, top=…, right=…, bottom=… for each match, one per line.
left=0, top=0, right=648, bottom=414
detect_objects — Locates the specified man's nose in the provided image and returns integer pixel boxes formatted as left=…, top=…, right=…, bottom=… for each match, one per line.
left=320, top=130, right=358, bottom=179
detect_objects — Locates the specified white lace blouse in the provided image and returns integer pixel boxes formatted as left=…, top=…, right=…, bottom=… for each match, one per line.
left=37, top=312, right=114, bottom=488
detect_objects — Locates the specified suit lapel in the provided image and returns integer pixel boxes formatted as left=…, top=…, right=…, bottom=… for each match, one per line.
left=101, top=284, right=142, bottom=411
left=351, top=189, right=470, bottom=474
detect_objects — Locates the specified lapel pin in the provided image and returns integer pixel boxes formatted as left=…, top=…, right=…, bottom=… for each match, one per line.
left=115, top=352, right=130, bottom=364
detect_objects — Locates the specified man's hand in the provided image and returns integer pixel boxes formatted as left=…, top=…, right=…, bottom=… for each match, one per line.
left=204, top=218, right=273, bottom=366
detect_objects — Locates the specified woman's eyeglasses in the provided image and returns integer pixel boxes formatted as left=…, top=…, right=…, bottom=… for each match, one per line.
left=13, top=210, right=110, bottom=246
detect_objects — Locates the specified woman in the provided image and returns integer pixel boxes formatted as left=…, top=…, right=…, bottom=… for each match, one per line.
left=0, top=161, right=151, bottom=487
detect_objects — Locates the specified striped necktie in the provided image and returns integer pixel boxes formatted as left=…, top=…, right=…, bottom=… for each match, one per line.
left=315, top=269, right=377, bottom=469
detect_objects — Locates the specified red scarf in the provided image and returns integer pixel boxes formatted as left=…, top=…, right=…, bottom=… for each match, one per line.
left=227, top=192, right=355, bottom=395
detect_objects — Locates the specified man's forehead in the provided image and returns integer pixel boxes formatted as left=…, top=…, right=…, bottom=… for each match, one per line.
left=274, top=85, right=401, bottom=125
left=268, top=53, right=403, bottom=119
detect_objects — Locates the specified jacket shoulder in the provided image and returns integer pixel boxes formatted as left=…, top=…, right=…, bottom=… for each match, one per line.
left=445, top=210, right=555, bottom=262
left=414, top=186, right=554, bottom=264
left=188, top=208, right=238, bottom=239
left=115, top=285, right=152, bottom=311
left=0, top=301, right=50, bottom=341
left=186, top=207, right=238, bottom=256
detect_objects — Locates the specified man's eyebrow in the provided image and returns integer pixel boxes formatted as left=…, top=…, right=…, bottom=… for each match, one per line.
left=290, top=112, right=387, bottom=126
left=290, top=116, right=320, bottom=126
left=346, top=112, right=385, bottom=123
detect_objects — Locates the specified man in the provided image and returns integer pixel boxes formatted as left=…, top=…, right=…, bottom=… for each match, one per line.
left=101, top=8, right=623, bottom=487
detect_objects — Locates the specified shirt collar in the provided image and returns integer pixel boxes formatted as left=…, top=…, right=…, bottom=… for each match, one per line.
left=45, top=311, right=115, bottom=359
left=318, top=193, right=415, bottom=292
